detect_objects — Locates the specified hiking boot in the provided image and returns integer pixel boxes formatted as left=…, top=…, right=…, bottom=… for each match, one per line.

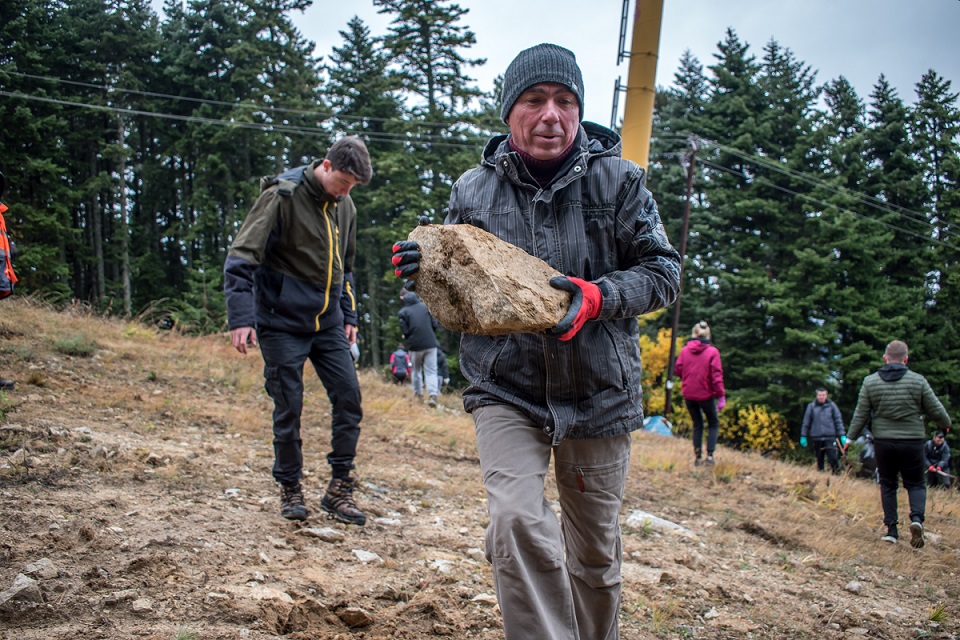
left=881, top=525, right=898, bottom=544
left=909, top=520, right=924, bottom=549
left=0, top=377, right=14, bottom=390
left=428, top=395, right=438, bottom=408
left=321, top=477, right=366, bottom=526
left=705, top=455, right=716, bottom=466
left=280, top=483, right=308, bottom=521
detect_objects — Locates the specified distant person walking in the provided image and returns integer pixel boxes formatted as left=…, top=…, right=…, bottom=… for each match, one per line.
left=390, top=344, right=411, bottom=385
left=800, top=388, right=847, bottom=473
left=398, top=290, right=440, bottom=407
left=847, top=340, right=951, bottom=548
left=923, top=431, right=952, bottom=488
left=675, top=321, right=726, bottom=466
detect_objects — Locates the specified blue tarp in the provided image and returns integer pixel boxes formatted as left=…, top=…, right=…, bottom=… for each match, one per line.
left=643, top=415, right=673, bottom=437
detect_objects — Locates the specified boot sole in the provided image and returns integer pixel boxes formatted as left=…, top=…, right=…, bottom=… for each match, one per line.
left=909, top=521, right=924, bottom=549
left=322, top=500, right=366, bottom=526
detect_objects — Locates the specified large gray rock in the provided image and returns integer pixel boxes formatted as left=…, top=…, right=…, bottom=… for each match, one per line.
left=408, top=224, right=570, bottom=335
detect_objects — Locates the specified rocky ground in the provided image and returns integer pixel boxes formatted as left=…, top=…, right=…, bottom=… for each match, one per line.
left=1, top=299, right=958, bottom=639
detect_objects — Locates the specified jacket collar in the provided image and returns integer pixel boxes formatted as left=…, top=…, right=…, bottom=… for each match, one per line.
left=483, top=122, right=623, bottom=191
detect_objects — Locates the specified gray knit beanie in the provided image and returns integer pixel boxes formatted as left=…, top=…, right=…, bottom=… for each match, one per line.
left=500, top=43, right=584, bottom=122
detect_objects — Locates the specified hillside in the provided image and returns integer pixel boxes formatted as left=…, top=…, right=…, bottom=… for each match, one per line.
left=0, top=297, right=958, bottom=640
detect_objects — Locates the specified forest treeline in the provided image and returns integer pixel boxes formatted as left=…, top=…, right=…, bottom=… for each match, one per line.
left=1, top=0, right=958, bottom=444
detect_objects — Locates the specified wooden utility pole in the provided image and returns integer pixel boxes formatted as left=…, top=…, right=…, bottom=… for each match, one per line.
left=664, top=137, right=698, bottom=419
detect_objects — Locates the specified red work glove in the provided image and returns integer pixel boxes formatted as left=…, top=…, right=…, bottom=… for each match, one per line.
left=936, top=466, right=942, bottom=472
left=929, top=465, right=936, bottom=472
left=548, top=276, right=602, bottom=341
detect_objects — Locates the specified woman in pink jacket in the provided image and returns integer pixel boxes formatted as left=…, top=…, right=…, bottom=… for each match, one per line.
left=675, top=321, right=726, bottom=465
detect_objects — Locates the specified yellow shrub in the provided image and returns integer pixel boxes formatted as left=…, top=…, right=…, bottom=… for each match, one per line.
left=719, top=402, right=793, bottom=453
left=638, top=327, right=686, bottom=425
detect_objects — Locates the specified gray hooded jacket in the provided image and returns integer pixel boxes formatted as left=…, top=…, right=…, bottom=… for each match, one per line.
left=445, top=122, right=681, bottom=443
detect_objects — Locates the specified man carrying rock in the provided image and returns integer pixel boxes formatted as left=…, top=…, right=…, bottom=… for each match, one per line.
left=393, top=43, right=681, bottom=640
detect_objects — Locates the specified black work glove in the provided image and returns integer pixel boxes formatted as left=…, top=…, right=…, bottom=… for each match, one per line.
left=391, top=216, right=431, bottom=281
left=392, top=241, right=421, bottom=279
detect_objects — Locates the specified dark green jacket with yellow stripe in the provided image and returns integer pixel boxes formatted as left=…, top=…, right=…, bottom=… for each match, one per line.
left=224, top=160, right=358, bottom=333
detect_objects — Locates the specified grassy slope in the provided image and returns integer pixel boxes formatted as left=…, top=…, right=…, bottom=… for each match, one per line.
left=0, top=297, right=957, bottom=639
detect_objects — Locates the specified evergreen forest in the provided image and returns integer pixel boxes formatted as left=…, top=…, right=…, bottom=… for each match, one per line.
left=1, top=0, right=958, bottom=448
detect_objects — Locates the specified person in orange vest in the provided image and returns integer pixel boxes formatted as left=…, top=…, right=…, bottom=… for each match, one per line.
left=0, top=170, right=19, bottom=390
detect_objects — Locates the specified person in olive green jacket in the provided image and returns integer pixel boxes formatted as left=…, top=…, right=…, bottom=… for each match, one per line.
left=224, top=137, right=372, bottom=526
left=847, top=340, right=952, bottom=548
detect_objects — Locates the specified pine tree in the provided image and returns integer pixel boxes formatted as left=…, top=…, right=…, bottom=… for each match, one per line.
left=912, top=70, right=960, bottom=411
left=374, top=0, right=486, bottom=224
left=323, top=16, right=410, bottom=367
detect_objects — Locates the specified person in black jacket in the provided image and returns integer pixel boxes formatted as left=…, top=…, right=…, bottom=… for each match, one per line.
left=800, top=388, right=847, bottom=473
left=393, top=43, right=680, bottom=640
left=397, top=290, right=440, bottom=407
left=923, top=431, right=952, bottom=488
left=224, top=137, right=372, bottom=525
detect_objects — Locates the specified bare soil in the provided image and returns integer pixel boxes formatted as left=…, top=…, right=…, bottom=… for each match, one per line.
left=1, top=299, right=958, bottom=639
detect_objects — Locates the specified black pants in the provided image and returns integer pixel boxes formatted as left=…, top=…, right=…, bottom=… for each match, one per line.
left=874, top=438, right=925, bottom=527
left=258, top=325, right=363, bottom=485
left=812, top=438, right=840, bottom=473
left=685, top=398, right=718, bottom=457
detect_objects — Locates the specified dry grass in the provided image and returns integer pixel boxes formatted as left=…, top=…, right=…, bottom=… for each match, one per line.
left=3, top=295, right=959, bottom=637
left=629, top=427, right=960, bottom=586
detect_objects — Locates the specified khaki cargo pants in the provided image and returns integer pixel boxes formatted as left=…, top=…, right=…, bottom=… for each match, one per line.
left=473, top=404, right=631, bottom=640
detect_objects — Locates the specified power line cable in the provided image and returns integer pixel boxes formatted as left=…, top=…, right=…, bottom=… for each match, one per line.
left=697, top=136, right=934, bottom=228
left=0, top=90, right=488, bottom=150
left=3, top=70, right=491, bottom=133
left=696, top=157, right=959, bottom=253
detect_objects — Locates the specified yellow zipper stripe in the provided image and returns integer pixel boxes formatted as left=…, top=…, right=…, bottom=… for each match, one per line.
left=344, top=280, right=356, bottom=311
left=315, top=202, right=334, bottom=330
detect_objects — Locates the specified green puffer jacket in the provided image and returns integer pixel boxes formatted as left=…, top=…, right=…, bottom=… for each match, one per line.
left=847, top=363, right=951, bottom=440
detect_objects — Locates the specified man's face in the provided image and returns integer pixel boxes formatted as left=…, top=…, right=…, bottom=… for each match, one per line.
left=816, top=390, right=828, bottom=404
left=934, top=435, right=945, bottom=446
left=317, top=159, right=360, bottom=198
left=505, top=83, right=580, bottom=161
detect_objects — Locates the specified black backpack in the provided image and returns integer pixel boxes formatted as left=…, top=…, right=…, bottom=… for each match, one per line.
left=259, top=164, right=311, bottom=196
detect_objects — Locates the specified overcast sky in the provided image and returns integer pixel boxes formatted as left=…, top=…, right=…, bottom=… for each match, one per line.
left=297, top=0, right=960, bottom=125
left=153, top=0, right=959, bottom=125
